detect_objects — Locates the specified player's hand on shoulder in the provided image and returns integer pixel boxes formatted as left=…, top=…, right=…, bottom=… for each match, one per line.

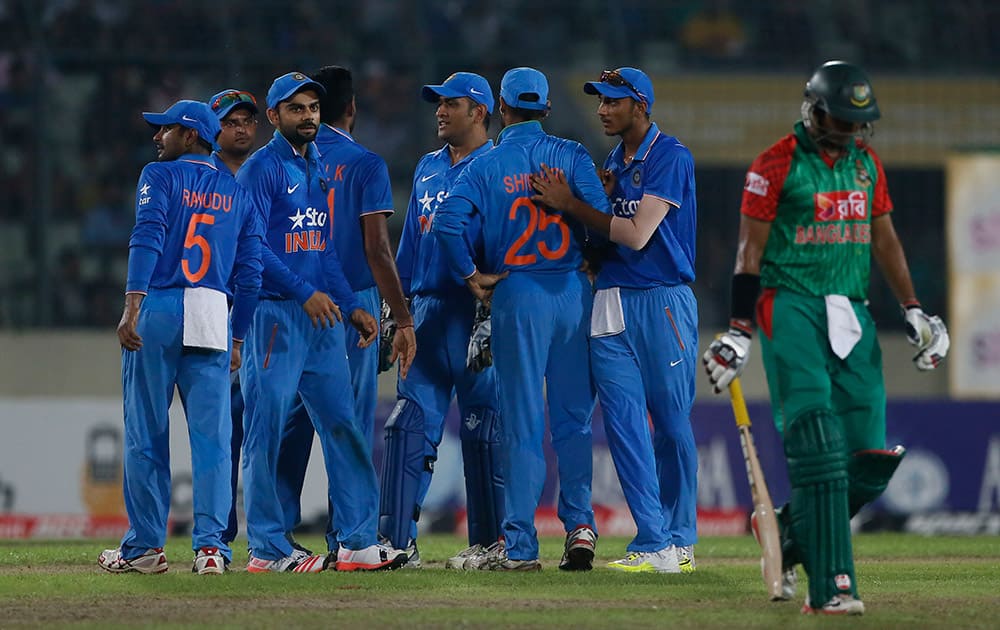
left=702, top=323, right=753, bottom=394
left=350, top=308, right=379, bottom=348
left=303, top=291, right=342, bottom=328
left=903, top=305, right=949, bottom=371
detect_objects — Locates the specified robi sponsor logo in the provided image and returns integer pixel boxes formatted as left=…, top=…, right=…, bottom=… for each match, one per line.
left=814, top=190, right=867, bottom=222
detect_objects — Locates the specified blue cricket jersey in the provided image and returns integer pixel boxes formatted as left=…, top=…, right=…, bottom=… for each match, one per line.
left=597, top=123, right=697, bottom=290
left=236, top=131, right=360, bottom=314
left=433, top=121, right=608, bottom=277
left=396, top=141, right=493, bottom=296
left=315, top=124, right=394, bottom=292
left=126, top=154, right=264, bottom=339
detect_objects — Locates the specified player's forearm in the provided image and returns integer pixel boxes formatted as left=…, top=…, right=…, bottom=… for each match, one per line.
left=432, top=198, right=477, bottom=278
left=125, top=245, right=159, bottom=293
left=608, top=197, right=670, bottom=251
left=872, top=217, right=918, bottom=304
left=560, top=196, right=613, bottom=239
left=369, top=258, right=412, bottom=326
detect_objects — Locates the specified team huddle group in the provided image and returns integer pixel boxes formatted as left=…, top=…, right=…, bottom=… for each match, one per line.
left=100, top=59, right=949, bottom=616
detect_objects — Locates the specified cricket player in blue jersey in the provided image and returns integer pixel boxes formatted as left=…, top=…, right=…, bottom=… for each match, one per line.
left=99, top=100, right=264, bottom=576
left=378, top=71, right=505, bottom=570
left=433, top=67, right=605, bottom=571
left=236, top=71, right=406, bottom=573
left=272, top=66, right=417, bottom=555
left=207, top=88, right=260, bottom=547
left=531, top=67, right=699, bottom=574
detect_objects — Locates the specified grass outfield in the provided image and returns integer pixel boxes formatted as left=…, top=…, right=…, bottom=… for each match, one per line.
left=2, top=533, right=998, bottom=628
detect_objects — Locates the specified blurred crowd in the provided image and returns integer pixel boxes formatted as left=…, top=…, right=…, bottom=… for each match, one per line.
left=1, top=0, right=994, bottom=328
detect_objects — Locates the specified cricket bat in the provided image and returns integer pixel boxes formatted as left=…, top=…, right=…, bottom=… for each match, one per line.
left=728, top=377, right=784, bottom=601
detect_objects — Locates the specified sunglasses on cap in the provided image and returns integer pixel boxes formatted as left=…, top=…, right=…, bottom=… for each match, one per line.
left=598, top=70, right=646, bottom=101
left=211, top=90, right=257, bottom=112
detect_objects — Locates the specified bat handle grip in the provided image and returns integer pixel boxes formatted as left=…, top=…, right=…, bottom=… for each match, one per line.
left=729, top=377, right=752, bottom=428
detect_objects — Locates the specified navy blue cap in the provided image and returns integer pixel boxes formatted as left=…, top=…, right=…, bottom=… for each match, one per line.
left=266, top=72, right=326, bottom=110
left=142, top=100, right=221, bottom=149
left=421, top=72, right=495, bottom=114
left=209, top=89, right=259, bottom=119
left=583, top=67, right=655, bottom=111
left=500, top=67, right=550, bottom=111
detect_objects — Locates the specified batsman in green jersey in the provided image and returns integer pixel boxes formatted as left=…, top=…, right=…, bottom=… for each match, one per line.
left=703, top=61, right=950, bottom=615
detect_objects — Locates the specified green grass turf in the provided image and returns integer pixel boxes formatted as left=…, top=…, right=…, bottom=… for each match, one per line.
left=1, top=534, right=998, bottom=628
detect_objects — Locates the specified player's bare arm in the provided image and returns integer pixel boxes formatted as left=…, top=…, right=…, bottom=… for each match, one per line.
left=303, top=290, right=342, bottom=328
left=733, top=214, right=772, bottom=278
left=532, top=163, right=669, bottom=251
left=349, top=308, right=378, bottom=348
left=870, top=214, right=918, bottom=304
left=361, top=213, right=416, bottom=377
left=117, top=292, right=145, bottom=351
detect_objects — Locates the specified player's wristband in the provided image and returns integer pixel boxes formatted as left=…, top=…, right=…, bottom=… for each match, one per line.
left=901, top=299, right=921, bottom=311
left=730, top=273, right=761, bottom=324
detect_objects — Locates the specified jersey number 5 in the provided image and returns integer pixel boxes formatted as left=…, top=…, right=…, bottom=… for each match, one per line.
left=503, top=197, right=570, bottom=266
left=182, top=212, right=215, bottom=283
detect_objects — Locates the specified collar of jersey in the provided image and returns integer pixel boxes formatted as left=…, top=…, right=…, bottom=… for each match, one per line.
left=498, top=120, right=544, bottom=143
left=270, top=129, right=321, bottom=162
left=435, top=139, right=494, bottom=168
left=321, top=123, right=355, bottom=144
left=611, top=122, right=661, bottom=168
left=177, top=154, right=219, bottom=170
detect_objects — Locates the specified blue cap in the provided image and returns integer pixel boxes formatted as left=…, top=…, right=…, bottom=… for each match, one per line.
left=583, top=67, right=655, bottom=111
left=266, top=72, right=326, bottom=110
left=500, top=67, right=550, bottom=111
left=209, top=89, right=259, bottom=119
left=421, top=72, right=495, bottom=114
left=142, top=100, right=221, bottom=149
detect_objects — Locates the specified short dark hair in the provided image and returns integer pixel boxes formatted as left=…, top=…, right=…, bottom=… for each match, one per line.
left=310, top=65, right=353, bottom=124
left=508, top=106, right=547, bottom=122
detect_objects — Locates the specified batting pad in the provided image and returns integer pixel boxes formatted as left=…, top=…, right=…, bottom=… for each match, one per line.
left=785, top=407, right=857, bottom=604
left=848, top=447, right=905, bottom=516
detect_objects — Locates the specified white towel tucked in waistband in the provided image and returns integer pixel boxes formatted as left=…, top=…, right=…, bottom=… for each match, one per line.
left=825, top=294, right=862, bottom=360
left=591, top=287, right=626, bottom=338
left=183, top=286, right=229, bottom=352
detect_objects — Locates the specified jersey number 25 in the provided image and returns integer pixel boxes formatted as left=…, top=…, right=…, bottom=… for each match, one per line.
left=503, top=198, right=569, bottom=266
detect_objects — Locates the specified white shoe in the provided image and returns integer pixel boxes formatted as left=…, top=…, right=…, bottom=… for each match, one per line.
left=677, top=545, right=696, bottom=574
left=466, top=539, right=504, bottom=571
left=446, top=544, right=484, bottom=570
left=192, top=547, right=226, bottom=575
left=403, top=540, right=421, bottom=569
left=247, top=548, right=325, bottom=573
left=559, top=525, right=597, bottom=571
left=98, top=547, right=168, bottom=574
left=802, top=594, right=865, bottom=615
left=607, top=546, right=680, bottom=574
left=335, top=544, right=408, bottom=572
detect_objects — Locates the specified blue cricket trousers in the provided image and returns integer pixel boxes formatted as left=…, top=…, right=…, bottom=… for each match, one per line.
left=591, top=284, right=699, bottom=551
left=120, top=288, right=233, bottom=562
left=240, top=299, right=379, bottom=560
left=490, top=271, right=597, bottom=561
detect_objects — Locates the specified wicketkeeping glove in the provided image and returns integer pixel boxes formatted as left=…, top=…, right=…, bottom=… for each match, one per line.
left=466, top=300, right=492, bottom=372
left=702, top=328, right=752, bottom=394
left=378, top=300, right=397, bottom=374
left=904, top=306, right=949, bottom=371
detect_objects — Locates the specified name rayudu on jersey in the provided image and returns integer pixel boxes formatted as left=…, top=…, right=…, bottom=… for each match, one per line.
left=181, top=188, right=233, bottom=213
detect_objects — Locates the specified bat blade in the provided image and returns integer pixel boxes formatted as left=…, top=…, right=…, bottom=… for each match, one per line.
left=729, top=378, right=784, bottom=601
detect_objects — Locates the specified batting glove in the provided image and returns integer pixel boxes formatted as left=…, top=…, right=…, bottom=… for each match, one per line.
left=466, top=300, right=493, bottom=373
left=703, top=328, right=752, bottom=393
left=378, top=300, right=397, bottom=374
left=904, top=306, right=949, bottom=371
